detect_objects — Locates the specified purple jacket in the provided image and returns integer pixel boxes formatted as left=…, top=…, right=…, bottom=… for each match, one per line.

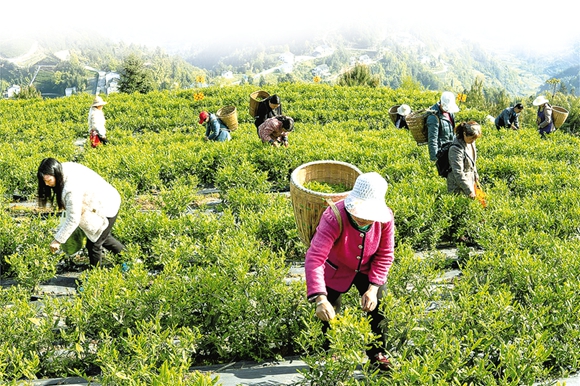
left=305, top=200, right=395, bottom=297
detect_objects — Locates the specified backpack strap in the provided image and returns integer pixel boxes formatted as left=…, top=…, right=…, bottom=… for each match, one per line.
left=325, top=198, right=343, bottom=237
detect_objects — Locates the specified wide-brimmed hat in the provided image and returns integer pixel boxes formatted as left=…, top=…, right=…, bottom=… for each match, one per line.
left=397, top=104, right=411, bottom=116
left=199, top=111, right=209, bottom=124
left=91, top=96, right=107, bottom=107
left=533, top=95, right=549, bottom=106
left=440, top=91, right=459, bottom=113
left=344, top=172, right=392, bottom=223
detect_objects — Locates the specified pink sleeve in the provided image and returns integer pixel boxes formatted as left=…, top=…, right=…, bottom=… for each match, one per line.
left=367, top=211, right=395, bottom=286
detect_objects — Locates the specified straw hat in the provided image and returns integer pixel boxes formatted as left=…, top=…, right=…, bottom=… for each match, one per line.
left=344, top=172, right=392, bottom=223
left=91, top=96, right=107, bottom=107
left=397, top=104, right=411, bottom=116
left=440, top=91, right=459, bottom=113
left=533, top=95, right=549, bottom=106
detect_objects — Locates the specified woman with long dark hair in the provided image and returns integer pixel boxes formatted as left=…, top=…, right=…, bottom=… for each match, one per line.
left=37, top=158, right=125, bottom=266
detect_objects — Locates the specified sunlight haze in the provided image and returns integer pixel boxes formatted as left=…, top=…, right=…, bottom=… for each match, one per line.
left=2, top=0, right=579, bottom=55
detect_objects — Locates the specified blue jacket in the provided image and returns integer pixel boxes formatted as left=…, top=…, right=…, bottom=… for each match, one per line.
left=495, top=107, right=520, bottom=129
left=206, top=114, right=231, bottom=142
left=426, top=103, right=455, bottom=161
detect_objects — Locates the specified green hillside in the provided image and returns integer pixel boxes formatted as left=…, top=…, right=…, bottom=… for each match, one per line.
left=1, top=84, right=580, bottom=384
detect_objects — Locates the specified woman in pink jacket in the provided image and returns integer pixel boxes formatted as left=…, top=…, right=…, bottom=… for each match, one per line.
left=305, top=172, right=395, bottom=371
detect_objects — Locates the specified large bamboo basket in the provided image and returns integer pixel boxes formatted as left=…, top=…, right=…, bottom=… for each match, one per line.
left=388, top=105, right=400, bottom=125
left=290, top=160, right=362, bottom=247
left=552, top=106, right=569, bottom=129
left=406, top=108, right=432, bottom=145
left=249, top=90, right=270, bottom=117
left=216, top=105, right=238, bottom=132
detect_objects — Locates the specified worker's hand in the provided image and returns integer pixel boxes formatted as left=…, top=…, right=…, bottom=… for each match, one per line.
left=271, top=141, right=280, bottom=148
left=282, top=141, right=289, bottom=148
left=469, top=191, right=476, bottom=199
left=315, top=297, right=336, bottom=321
left=361, top=286, right=379, bottom=312
left=49, top=239, right=61, bottom=253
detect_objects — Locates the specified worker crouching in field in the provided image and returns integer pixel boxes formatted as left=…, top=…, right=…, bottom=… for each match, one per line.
left=258, top=115, right=294, bottom=147
left=37, top=157, right=126, bottom=267
left=305, top=172, right=395, bottom=371
left=198, top=111, right=231, bottom=142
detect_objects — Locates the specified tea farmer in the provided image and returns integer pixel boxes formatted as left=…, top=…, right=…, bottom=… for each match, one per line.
left=258, top=115, right=294, bottom=147
left=533, top=96, right=554, bottom=139
left=37, top=158, right=125, bottom=267
left=304, top=172, right=395, bottom=371
left=495, top=103, right=523, bottom=131
left=394, top=104, right=411, bottom=129
left=427, top=91, right=458, bottom=161
left=198, top=111, right=231, bottom=142
left=447, top=121, right=482, bottom=198
left=254, top=94, right=282, bottom=132
left=88, top=95, right=108, bottom=147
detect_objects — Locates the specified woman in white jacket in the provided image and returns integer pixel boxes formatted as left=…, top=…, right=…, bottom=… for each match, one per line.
left=37, top=158, right=125, bottom=266
left=88, top=96, right=108, bottom=146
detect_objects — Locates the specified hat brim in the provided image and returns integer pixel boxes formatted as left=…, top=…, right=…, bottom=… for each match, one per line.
left=344, top=196, right=392, bottom=223
left=397, top=107, right=411, bottom=116
left=532, top=97, right=548, bottom=106
left=442, top=103, right=459, bottom=113
left=92, top=102, right=107, bottom=107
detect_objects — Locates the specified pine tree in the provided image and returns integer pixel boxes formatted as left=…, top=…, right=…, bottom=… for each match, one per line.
left=119, top=54, right=154, bottom=94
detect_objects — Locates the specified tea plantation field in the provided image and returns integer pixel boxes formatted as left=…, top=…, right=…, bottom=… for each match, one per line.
left=1, top=83, right=580, bottom=385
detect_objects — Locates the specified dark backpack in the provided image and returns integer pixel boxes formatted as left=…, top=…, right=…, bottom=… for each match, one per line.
left=435, top=142, right=460, bottom=178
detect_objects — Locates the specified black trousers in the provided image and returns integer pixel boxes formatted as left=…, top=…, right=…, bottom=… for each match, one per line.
left=322, top=272, right=387, bottom=358
left=86, top=214, right=125, bottom=266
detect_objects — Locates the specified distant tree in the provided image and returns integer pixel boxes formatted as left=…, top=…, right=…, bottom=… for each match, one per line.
left=398, top=76, right=422, bottom=92
left=13, top=85, right=41, bottom=100
left=277, top=73, right=295, bottom=84
left=259, top=75, right=267, bottom=87
left=337, top=64, right=379, bottom=87
left=546, top=78, right=561, bottom=98
left=119, top=54, right=154, bottom=94
left=53, top=53, right=89, bottom=93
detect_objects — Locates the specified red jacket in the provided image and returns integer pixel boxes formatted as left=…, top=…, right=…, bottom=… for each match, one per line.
left=305, top=200, right=395, bottom=297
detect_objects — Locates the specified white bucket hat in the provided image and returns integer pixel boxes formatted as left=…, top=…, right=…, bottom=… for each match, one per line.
left=397, top=104, right=411, bottom=116
left=533, top=95, right=549, bottom=106
left=440, top=91, right=459, bottom=113
left=344, top=172, right=392, bottom=223
left=91, top=96, right=107, bottom=107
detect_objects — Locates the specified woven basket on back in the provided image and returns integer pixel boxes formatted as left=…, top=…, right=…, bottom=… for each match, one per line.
left=249, top=90, right=270, bottom=117
left=552, top=106, right=569, bottom=129
left=406, top=108, right=432, bottom=145
left=290, top=160, right=362, bottom=247
left=388, top=105, right=400, bottom=125
left=216, top=105, right=238, bottom=131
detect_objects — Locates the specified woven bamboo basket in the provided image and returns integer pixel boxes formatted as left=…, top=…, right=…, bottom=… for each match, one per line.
left=249, top=90, right=270, bottom=117
left=216, top=105, right=238, bottom=132
left=388, top=105, right=400, bottom=125
left=552, top=106, right=569, bottom=129
left=290, top=160, right=362, bottom=247
left=406, top=108, right=431, bottom=145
